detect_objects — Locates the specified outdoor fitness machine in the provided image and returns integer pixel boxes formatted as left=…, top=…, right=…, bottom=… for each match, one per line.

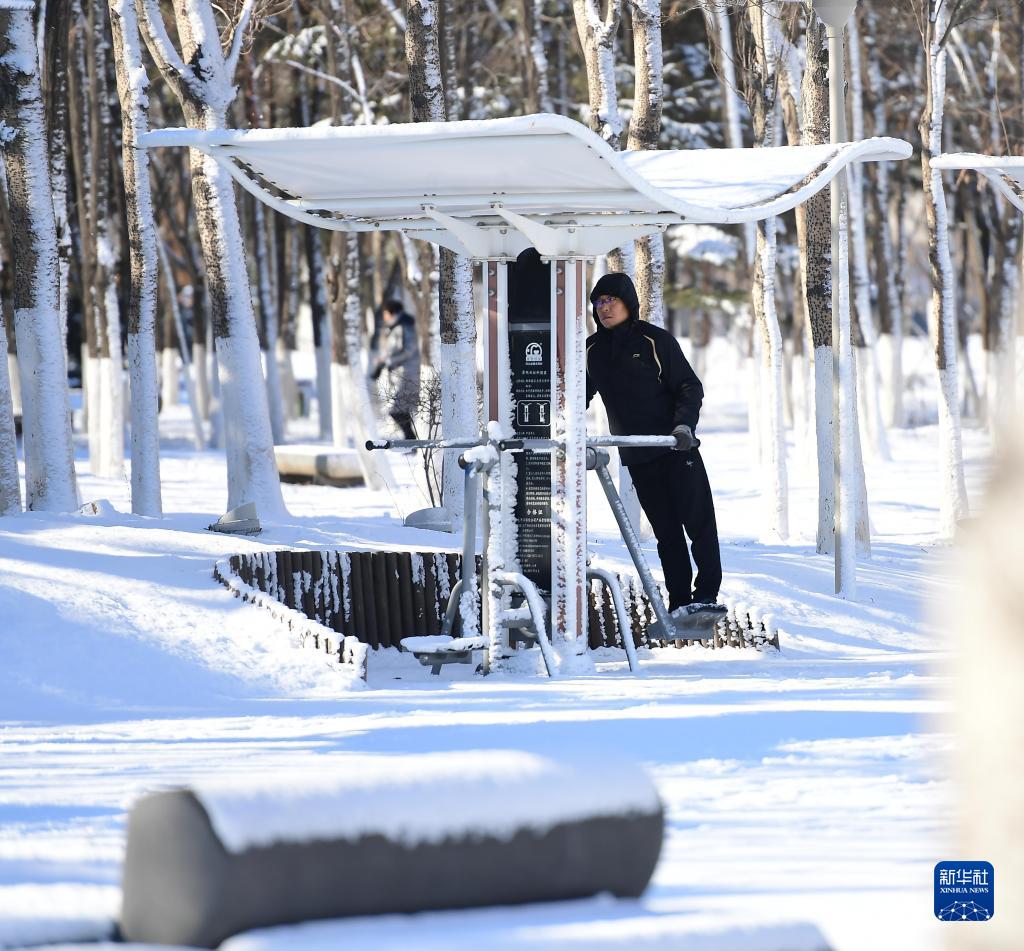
left=144, top=113, right=913, bottom=674
left=368, top=248, right=718, bottom=676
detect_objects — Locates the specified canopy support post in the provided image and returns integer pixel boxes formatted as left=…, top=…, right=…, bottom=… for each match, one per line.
left=550, top=258, right=588, bottom=660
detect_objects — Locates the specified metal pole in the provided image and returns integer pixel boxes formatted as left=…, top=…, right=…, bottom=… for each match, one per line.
left=590, top=448, right=677, bottom=638
left=826, top=18, right=857, bottom=598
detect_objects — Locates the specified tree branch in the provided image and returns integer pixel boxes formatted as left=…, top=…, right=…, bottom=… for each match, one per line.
left=225, top=0, right=256, bottom=82
left=133, top=0, right=191, bottom=99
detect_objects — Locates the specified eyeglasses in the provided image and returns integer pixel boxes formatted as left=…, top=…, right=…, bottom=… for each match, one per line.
left=594, top=295, right=620, bottom=308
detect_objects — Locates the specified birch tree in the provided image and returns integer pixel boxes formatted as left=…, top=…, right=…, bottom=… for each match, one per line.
left=108, top=0, right=162, bottom=515
left=743, top=0, right=788, bottom=541
left=627, top=0, right=665, bottom=327
left=43, top=0, right=73, bottom=330
left=846, top=14, right=890, bottom=463
left=0, top=303, right=19, bottom=515
left=0, top=0, right=78, bottom=511
left=974, top=13, right=1021, bottom=447
left=573, top=0, right=623, bottom=148
left=521, top=0, right=552, bottom=113
left=70, top=0, right=125, bottom=480
left=917, top=0, right=968, bottom=537
left=799, top=10, right=838, bottom=553
left=406, top=0, right=479, bottom=525
left=862, top=5, right=905, bottom=429
left=134, top=0, right=287, bottom=516
left=705, top=3, right=754, bottom=264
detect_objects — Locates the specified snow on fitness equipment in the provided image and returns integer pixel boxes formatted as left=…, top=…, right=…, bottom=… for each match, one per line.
left=120, top=751, right=663, bottom=947
left=213, top=545, right=779, bottom=681
left=144, top=114, right=911, bottom=668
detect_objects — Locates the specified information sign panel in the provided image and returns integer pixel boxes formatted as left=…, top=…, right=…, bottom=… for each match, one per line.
left=507, top=251, right=553, bottom=592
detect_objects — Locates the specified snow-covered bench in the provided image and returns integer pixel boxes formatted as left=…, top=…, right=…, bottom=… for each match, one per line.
left=273, top=443, right=364, bottom=486
left=120, top=751, right=664, bottom=948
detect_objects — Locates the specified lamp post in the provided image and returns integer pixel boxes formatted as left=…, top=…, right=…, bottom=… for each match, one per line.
left=813, top=0, right=858, bottom=597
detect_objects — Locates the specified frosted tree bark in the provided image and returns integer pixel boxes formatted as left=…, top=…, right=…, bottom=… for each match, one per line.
left=0, top=312, right=20, bottom=514
left=0, top=0, right=78, bottom=511
left=341, top=233, right=393, bottom=490
left=43, top=0, right=72, bottom=336
left=846, top=16, right=890, bottom=463
left=136, top=0, right=286, bottom=517
left=406, top=0, right=479, bottom=525
left=919, top=0, right=968, bottom=538
left=745, top=0, right=788, bottom=541
left=979, top=16, right=1018, bottom=449
left=800, top=11, right=835, bottom=554
left=863, top=6, right=904, bottom=429
left=250, top=196, right=285, bottom=445
left=520, top=0, right=552, bottom=113
left=575, top=0, right=629, bottom=272
left=157, top=239, right=204, bottom=451
left=306, top=228, right=332, bottom=442
left=573, top=0, right=622, bottom=148
left=627, top=0, right=665, bottom=327
left=109, top=0, right=161, bottom=514
left=90, top=0, right=125, bottom=481
left=72, top=0, right=126, bottom=478
left=707, top=4, right=754, bottom=264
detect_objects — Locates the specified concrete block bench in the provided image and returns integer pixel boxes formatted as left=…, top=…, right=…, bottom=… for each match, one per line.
left=273, top=444, right=365, bottom=486
left=120, top=751, right=663, bottom=948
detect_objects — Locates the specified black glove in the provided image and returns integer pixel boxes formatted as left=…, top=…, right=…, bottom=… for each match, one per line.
left=672, top=424, right=695, bottom=451
left=371, top=363, right=383, bottom=381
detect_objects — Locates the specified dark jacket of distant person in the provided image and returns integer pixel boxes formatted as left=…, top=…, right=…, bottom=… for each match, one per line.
left=370, top=302, right=421, bottom=417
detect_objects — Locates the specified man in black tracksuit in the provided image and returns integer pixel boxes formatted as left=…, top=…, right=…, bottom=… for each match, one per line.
left=585, top=272, right=723, bottom=616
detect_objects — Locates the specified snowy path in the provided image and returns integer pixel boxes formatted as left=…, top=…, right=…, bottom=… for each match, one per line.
left=0, top=353, right=990, bottom=949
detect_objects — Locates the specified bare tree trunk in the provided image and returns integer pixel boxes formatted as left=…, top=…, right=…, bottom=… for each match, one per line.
left=0, top=300, right=20, bottom=514
left=706, top=4, right=754, bottom=264
left=847, top=15, right=890, bottom=463
left=573, top=0, right=623, bottom=148
left=520, top=0, right=552, bottom=113
left=864, top=6, right=904, bottom=429
left=0, top=1, right=78, bottom=511
left=744, top=1, right=788, bottom=541
left=43, top=0, right=72, bottom=340
left=136, top=0, right=286, bottom=516
left=627, top=0, right=665, bottom=327
left=575, top=0, right=628, bottom=272
left=980, top=16, right=1019, bottom=449
left=109, top=0, right=161, bottom=514
left=406, top=0, right=479, bottom=525
left=919, top=0, right=968, bottom=538
left=800, top=10, right=837, bottom=554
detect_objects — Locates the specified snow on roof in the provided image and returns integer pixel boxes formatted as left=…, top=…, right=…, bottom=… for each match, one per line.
left=931, top=153, right=1024, bottom=212
left=142, top=113, right=911, bottom=258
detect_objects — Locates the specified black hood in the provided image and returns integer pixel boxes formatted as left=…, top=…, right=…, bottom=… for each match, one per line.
left=590, top=272, right=640, bottom=330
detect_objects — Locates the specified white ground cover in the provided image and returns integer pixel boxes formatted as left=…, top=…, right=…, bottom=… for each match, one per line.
left=0, top=337, right=988, bottom=949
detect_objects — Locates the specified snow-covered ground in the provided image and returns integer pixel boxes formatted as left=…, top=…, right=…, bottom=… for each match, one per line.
left=0, top=337, right=989, bottom=949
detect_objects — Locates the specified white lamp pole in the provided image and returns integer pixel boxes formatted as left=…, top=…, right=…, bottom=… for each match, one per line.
left=813, top=0, right=858, bottom=597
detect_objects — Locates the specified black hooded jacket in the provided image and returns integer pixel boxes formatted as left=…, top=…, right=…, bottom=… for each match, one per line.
left=585, top=272, right=704, bottom=467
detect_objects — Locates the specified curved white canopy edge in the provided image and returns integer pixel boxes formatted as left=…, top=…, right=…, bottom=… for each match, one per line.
left=142, top=113, right=912, bottom=258
left=931, top=153, right=1024, bottom=213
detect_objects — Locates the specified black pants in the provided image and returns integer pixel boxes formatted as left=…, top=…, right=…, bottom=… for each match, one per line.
left=627, top=449, right=722, bottom=610
left=390, top=410, right=417, bottom=441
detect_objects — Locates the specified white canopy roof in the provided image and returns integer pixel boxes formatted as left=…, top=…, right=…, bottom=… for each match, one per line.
left=931, top=153, right=1024, bottom=212
left=143, top=113, right=912, bottom=258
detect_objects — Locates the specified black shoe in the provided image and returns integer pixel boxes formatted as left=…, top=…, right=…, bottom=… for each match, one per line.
left=685, top=601, right=726, bottom=616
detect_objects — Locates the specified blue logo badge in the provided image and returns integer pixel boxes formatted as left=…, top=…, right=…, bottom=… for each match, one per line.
left=934, top=861, right=994, bottom=921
